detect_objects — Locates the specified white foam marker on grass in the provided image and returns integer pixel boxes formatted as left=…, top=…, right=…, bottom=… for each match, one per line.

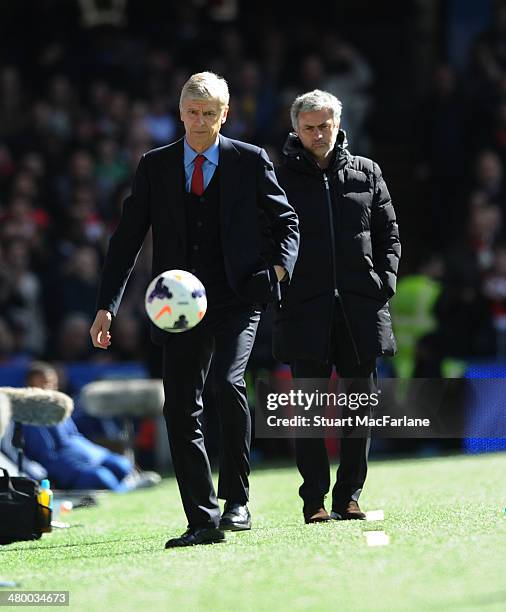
left=365, top=509, right=385, bottom=521
left=364, top=530, right=390, bottom=547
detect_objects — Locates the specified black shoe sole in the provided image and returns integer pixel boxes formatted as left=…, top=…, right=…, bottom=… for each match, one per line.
left=330, top=512, right=366, bottom=521
left=219, top=522, right=251, bottom=532
left=165, top=531, right=226, bottom=548
left=165, top=539, right=225, bottom=548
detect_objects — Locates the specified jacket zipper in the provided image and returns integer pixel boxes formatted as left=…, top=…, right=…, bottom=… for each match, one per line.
left=323, top=172, right=362, bottom=366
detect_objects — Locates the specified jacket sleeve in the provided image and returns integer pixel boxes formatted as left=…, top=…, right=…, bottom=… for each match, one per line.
left=96, top=154, right=151, bottom=316
left=22, top=425, right=59, bottom=463
left=371, top=162, right=401, bottom=298
left=256, top=148, right=300, bottom=280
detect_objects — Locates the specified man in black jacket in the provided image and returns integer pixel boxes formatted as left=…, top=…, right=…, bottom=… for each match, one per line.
left=274, top=89, right=400, bottom=524
left=90, top=72, right=299, bottom=547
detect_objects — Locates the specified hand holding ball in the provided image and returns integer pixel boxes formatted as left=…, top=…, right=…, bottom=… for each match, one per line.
left=145, top=270, right=207, bottom=333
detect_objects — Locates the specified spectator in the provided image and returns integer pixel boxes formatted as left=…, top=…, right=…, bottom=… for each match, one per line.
left=57, top=246, right=101, bottom=322
left=323, top=37, right=373, bottom=154
left=0, top=319, right=15, bottom=364
left=53, top=313, right=95, bottom=362
left=54, top=150, right=96, bottom=212
left=415, top=64, right=467, bottom=247
left=0, top=195, right=44, bottom=248
left=3, top=238, right=46, bottom=356
left=145, top=95, right=177, bottom=146
left=482, top=243, right=506, bottom=357
left=435, top=206, right=502, bottom=359
left=20, top=361, right=161, bottom=491
left=390, top=253, right=444, bottom=378
left=472, top=150, right=505, bottom=208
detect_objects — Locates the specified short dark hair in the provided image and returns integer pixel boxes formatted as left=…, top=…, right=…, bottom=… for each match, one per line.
left=26, top=361, right=57, bottom=384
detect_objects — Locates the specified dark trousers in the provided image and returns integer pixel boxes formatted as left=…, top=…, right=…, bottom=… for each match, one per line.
left=162, top=304, right=260, bottom=528
left=291, top=301, right=376, bottom=509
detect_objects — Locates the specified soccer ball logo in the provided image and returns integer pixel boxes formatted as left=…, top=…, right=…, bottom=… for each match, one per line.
left=145, top=270, right=207, bottom=333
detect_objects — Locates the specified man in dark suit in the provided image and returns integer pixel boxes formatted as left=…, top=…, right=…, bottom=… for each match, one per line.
left=90, top=72, right=299, bottom=547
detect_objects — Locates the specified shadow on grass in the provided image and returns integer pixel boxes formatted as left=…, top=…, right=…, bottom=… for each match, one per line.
left=0, top=536, right=161, bottom=553
left=36, top=544, right=164, bottom=561
left=444, top=591, right=506, bottom=608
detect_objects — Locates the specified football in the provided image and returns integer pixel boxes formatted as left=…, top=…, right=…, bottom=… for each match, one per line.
left=144, top=270, right=207, bottom=333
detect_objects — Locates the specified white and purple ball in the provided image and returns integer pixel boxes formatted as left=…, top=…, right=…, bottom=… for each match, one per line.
left=145, top=270, right=207, bottom=333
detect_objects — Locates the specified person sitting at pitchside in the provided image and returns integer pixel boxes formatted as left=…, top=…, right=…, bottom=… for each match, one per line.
left=17, top=361, right=161, bottom=492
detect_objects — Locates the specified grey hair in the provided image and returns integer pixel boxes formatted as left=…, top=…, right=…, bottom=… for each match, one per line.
left=179, top=71, right=230, bottom=108
left=290, top=89, right=342, bottom=131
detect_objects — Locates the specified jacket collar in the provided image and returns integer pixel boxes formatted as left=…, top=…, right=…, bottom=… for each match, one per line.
left=282, top=129, right=350, bottom=175
left=183, top=136, right=220, bottom=168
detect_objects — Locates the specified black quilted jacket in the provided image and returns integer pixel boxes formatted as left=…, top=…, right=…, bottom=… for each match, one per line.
left=273, top=130, right=401, bottom=364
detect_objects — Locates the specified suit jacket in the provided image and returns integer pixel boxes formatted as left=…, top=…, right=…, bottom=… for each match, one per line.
left=96, top=134, right=300, bottom=345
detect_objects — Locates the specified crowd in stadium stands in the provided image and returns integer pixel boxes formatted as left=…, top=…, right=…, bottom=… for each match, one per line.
left=1, top=5, right=506, bottom=388
left=406, top=6, right=506, bottom=377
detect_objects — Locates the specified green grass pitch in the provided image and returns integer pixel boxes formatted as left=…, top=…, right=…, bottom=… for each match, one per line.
left=1, top=452, right=505, bottom=611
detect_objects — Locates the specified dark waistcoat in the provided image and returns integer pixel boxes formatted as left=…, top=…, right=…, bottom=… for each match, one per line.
left=184, top=167, right=240, bottom=309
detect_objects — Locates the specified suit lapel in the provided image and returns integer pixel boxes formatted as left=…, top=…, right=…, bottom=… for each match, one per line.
left=159, top=138, right=186, bottom=249
left=219, top=134, right=241, bottom=237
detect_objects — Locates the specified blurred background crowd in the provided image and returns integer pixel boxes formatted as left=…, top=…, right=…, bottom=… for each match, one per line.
left=1, top=0, right=506, bottom=470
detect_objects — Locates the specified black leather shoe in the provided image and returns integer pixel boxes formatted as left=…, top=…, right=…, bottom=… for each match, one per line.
left=219, top=502, right=251, bottom=531
left=165, top=526, right=225, bottom=548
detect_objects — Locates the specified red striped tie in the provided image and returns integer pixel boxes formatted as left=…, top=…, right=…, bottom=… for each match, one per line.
left=191, top=154, right=205, bottom=196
